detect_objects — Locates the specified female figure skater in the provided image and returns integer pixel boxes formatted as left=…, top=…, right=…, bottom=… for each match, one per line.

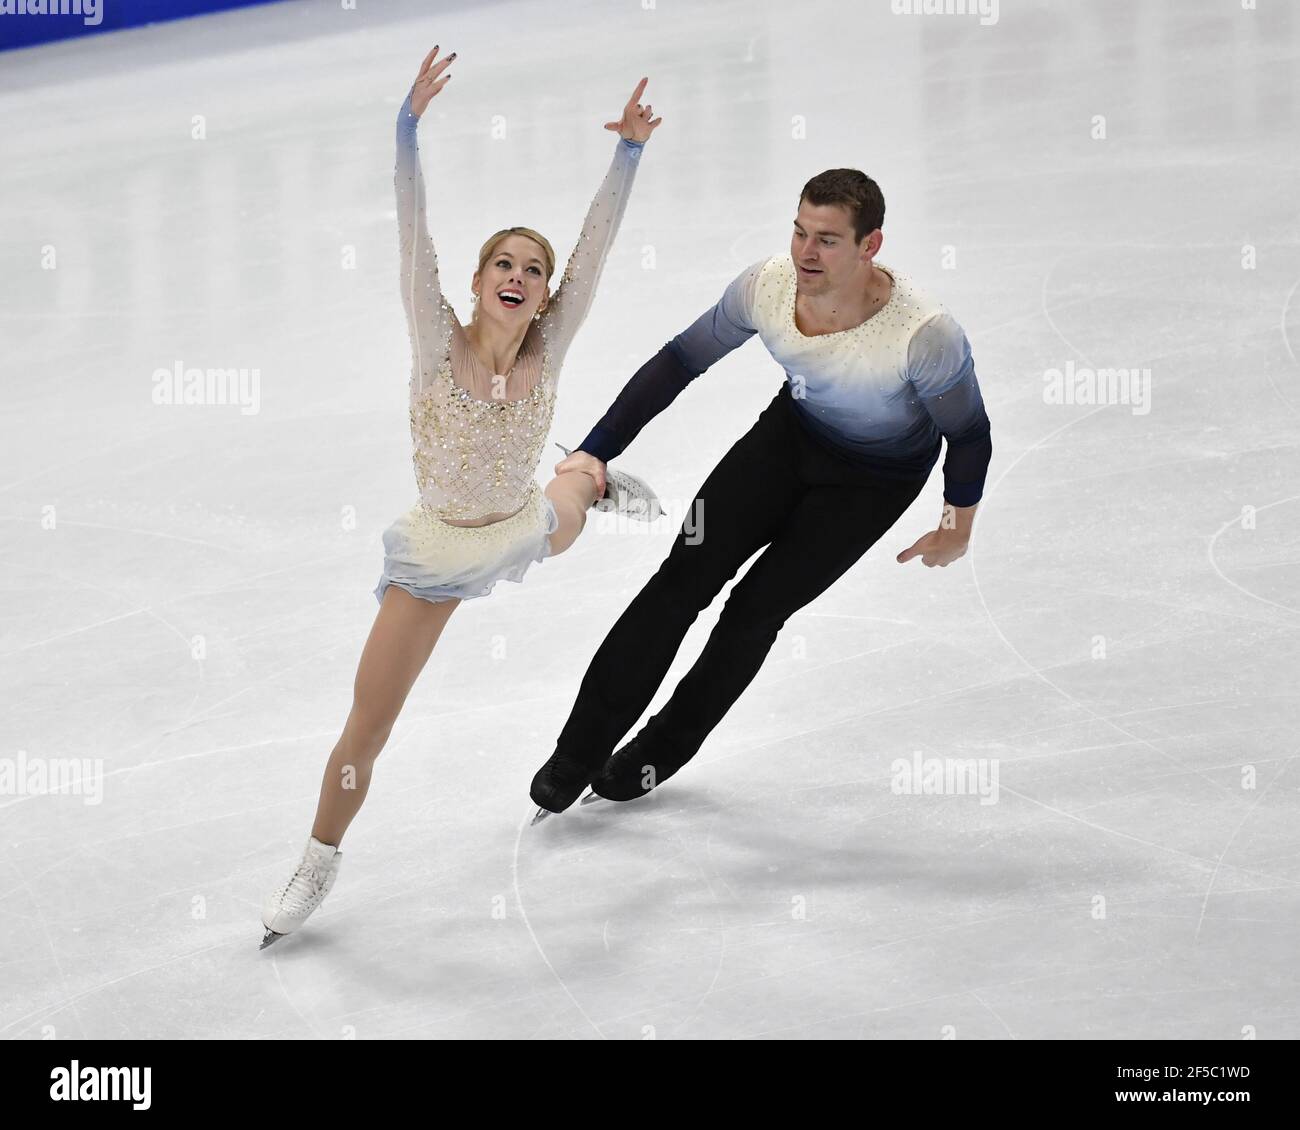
left=260, top=47, right=663, bottom=948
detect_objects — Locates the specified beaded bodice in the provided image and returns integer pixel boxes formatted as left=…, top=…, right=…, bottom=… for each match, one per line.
left=409, top=302, right=559, bottom=520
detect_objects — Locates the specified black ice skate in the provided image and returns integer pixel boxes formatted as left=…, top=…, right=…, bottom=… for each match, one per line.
left=588, top=733, right=687, bottom=802
left=530, top=745, right=610, bottom=822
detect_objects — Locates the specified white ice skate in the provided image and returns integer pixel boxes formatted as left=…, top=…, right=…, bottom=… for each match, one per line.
left=556, top=443, right=662, bottom=522
left=260, top=836, right=343, bottom=950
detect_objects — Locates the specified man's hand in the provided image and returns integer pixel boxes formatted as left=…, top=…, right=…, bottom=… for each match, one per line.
left=555, top=449, right=607, bottom=499
left=896, top=527, right=968, bottom=568
left=897, top=502, right=978, bottom=568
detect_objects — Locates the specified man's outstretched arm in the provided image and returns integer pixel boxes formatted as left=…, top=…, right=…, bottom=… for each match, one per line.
left=575, top=342, right=700, bottom=464
left=555, top=259, right=767, bottom=489
left=895, top=311, right=993, bottom=569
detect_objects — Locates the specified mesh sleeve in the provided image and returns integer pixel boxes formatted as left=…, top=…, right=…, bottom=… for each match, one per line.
left=575, top=260, right=764, bottom=461
left=542, top=136, right=645, bottom=364
left=907, top=311, right=992, bottom=507
left=395, top=89, right=456, bottom=394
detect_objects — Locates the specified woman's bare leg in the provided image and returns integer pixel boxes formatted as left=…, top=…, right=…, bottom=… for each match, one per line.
left=310, top=586, right=460, bottom=846
left=544, top=468, right=601, bottom=555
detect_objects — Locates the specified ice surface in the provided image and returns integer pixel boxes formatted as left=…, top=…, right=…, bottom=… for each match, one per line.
left=1, top=0, right=1297, bottom=1039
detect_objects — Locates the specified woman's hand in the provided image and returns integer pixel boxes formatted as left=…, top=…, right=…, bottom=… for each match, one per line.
left=603, top=77, right=662, bottom=143
left=409, top=45, right=456, bottom=118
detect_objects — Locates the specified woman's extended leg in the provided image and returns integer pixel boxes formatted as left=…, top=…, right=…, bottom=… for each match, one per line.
left=544, top=467, right=601, bottom=555
left=310, top=585, right=460, bottom=846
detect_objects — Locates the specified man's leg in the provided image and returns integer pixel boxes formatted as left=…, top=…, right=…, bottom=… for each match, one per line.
left=530, top=391, right=804, bottom=811
left=592, top=471, right=928, bottom=800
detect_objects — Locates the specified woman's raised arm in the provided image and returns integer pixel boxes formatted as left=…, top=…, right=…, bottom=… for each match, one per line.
left=543, top=78, right=663, bottom=364
left=396, top=47, right=457, bottom=394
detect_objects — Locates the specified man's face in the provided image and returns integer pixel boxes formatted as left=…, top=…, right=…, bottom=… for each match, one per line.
left=790, top=200, right=875, bottom=294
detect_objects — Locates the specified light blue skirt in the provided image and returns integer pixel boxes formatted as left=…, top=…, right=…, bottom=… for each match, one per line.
left=374, top=480, right=559, bottom=606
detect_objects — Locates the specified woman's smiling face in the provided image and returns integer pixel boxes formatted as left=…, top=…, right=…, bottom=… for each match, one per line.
left=473, top=234, right=551, bottom=324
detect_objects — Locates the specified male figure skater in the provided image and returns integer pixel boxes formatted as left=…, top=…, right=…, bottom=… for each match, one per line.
left=530, top=168, right=993, bottom=817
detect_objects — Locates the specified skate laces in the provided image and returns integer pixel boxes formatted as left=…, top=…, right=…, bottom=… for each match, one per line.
left=278, top=853, right=332, bottom=911
left=607, top=469, right=651, bottom=516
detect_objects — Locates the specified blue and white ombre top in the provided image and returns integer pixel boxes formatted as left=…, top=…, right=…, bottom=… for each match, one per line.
left=580, top=254, right=992, bottom=506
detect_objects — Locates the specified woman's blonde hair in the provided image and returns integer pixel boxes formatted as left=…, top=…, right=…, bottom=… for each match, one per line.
left=473, top=227, right=557, bottom=318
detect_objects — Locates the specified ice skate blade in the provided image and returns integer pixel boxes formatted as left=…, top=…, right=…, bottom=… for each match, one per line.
left=530, top=806, right=554, bottom=826
left=259, top=929, right=285, bottom=951
left=579, top=789, right=606, bottom=806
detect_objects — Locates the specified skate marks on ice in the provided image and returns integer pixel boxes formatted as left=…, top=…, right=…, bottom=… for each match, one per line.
left=514, top=784, right=734, bottom=1038
left=511, top=808, right=608, bottom=1037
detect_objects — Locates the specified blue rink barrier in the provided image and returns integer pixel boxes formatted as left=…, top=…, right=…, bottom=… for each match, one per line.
left=0, top=0, right=287, bottom=51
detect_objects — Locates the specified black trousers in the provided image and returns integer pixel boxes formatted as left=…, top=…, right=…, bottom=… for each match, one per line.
left=556, top=383, right=930, bottom=774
